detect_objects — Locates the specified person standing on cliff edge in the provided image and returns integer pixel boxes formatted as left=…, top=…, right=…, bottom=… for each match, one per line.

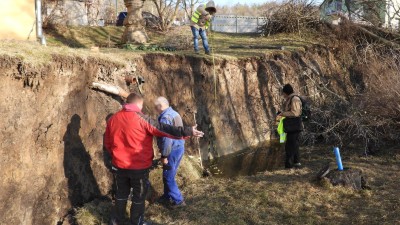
left=276, top=84, right=303, bottom=169
left=105, top=93, right=204, bottom=225
left=190, top=1, right=217, bottom=55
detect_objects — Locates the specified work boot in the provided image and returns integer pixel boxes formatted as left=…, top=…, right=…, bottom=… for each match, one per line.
left=169, top=201, right=187, bottom=209
left=156, top=196, right=171, bottom=206
left=195, top=50, right=200, bottom=54
left=205, top=51, right=211, bottom=55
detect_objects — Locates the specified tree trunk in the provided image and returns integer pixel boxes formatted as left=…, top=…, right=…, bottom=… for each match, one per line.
left=122, top=0, right=148, bottom=44
left=153, top=0, right=164, bottom=31
left=167, top=0, right=181, bottom=30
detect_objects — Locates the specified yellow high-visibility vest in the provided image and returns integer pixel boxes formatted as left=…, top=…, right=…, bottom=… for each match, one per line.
left=191, top=4, right=210, bottom=29
left=277, top=117, right=286, bottom=144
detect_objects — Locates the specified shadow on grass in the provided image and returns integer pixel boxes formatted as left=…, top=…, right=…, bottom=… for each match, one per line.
left=46, top=27, right=86, bottom=48
left=45, top=26, right=124, bottom=48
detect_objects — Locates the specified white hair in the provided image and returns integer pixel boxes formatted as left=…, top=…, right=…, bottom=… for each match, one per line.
left=155, top=96, right=170, bottom=107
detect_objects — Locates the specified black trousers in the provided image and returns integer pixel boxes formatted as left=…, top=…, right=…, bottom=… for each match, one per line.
left=285, top=132, right=301, bottom=168
left=112, top=169, right=150, bottom=225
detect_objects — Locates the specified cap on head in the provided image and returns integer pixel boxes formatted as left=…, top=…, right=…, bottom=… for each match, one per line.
left=205, top=1, right=217, bottom=14
left=282, top=84, right=294, bottom=95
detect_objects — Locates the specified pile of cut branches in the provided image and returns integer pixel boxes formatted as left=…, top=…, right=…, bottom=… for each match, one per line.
left=302, top=45, right=400, bottom=154
left=259, top=0, right=320, bottom=35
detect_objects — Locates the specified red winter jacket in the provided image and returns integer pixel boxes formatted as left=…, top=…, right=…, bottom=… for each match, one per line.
left=104, top=104, right=192, bottom=170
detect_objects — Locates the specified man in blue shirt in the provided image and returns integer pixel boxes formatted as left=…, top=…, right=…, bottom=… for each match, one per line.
left=155, top=97, right=186, bottom=208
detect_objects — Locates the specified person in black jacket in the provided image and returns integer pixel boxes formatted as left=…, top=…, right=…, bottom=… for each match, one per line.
left=276, top=84, right=303, bottom=169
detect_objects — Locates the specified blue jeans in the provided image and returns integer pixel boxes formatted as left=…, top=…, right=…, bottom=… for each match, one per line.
left=191, top=26, right=210, bottom=53
left=162, top=147, right=184, bottom=204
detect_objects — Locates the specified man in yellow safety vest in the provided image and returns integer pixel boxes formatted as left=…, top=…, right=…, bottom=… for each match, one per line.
left=190, top=1, right=217, bottom=55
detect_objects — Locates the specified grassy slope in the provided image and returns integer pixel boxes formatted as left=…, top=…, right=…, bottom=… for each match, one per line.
left=74, top=147, right=400, bottom=225
left=44, top=26, right=321, bottom=58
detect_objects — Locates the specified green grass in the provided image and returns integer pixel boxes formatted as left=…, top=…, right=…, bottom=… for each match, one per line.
left=45, top=25, right=125, bottom=48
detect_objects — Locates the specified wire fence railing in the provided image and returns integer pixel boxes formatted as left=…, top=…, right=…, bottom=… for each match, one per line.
left=210, top=15, right=268, bottom=33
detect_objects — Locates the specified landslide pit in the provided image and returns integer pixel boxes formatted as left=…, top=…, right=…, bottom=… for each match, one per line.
left=0, top=42, right=365, bottom=224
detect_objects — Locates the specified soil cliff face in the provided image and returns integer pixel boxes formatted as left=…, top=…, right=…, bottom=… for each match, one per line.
left=0, top=55, right=126, bottom=224
left=137, top=49, right=355, bottom=158
left=0, top=49, right=354, bottom=224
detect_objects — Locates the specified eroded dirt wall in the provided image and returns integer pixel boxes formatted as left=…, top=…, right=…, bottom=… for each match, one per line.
left=0, top=48, right=355, bottom=224
left=136, top=50, right=355, bottom=159
left=0, top=56, right=127, bottom=224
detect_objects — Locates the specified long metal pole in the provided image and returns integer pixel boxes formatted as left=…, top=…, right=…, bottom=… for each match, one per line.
left=35, top=0, right=46, bottom=45
left=35, top=0, right=43, bottom=39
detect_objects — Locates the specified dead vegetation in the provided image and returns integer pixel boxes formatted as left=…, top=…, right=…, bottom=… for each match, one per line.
left=299, top=21, right=400, bottom=154
left=73, top=146, right=400, bottom=225
left=259, top=0, right=320, bottom=36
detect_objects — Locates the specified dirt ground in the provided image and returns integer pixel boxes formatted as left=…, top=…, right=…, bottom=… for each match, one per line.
left=74, top=146, right=400, bottom=225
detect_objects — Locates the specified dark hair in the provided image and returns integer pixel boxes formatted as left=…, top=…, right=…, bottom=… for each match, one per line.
left=206, top=7, right=217, bottom=14
left=126, top=92, right=144, bottom=104
left=282, top=84, right=294, bottom=95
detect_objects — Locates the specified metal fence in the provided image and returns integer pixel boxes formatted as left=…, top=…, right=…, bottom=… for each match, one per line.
left=211, top=15, right=268, bottom=33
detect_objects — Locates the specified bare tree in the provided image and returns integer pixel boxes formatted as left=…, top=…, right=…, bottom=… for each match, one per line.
left=182, top=0, right=204, bottom=20
left=151, top=0, right=182, bottom=30
left=42, top=0, right=61, bottom=27
left=384, top=0, right=400, bottom=29
left=42, top=0, right=89, bottom=26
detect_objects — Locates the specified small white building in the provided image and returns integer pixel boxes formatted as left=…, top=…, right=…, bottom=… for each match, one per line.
left=320, top=0, right=400, bottom=30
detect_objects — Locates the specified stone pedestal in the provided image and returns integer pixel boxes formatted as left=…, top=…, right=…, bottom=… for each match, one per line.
left=122, top=0, right=148, bottom=44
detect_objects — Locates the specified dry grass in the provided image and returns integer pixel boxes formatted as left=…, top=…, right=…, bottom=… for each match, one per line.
left=0, top=25, right=321, bottom=67
left=0, top=40, right=137, bottom=66
left=43, top=25, right=320, bottom=58
left=74, top=200, right=112, bottom=225
left=146, top=146, right=400, bottom=225
left=0, top=25, right=323, bottom=67
left=73, top=155, right=201, bottom=225
left=74, top=146, right=400, bottom=225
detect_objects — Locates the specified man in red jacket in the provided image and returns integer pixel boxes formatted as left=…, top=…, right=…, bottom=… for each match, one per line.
left=105, top=93, right=204, bottom=225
